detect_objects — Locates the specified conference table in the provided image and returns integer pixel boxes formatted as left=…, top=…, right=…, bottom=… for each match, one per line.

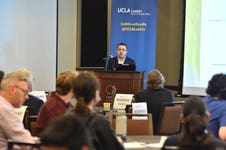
left=124, top=135, right=167, bottom=150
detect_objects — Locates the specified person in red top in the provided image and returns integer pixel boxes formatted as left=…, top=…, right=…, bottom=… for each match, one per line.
left=37, top=71, right=78, bottom=133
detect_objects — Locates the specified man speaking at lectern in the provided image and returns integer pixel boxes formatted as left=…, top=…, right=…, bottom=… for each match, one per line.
left=106, top=42, right=136, bottom=71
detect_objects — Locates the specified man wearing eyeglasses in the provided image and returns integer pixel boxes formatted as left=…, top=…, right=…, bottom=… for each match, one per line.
left=0, top=69, right=38, bottom=150
left=106, top=42, right=136, bottom=71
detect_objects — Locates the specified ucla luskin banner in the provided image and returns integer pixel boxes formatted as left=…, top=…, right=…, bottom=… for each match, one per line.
left=110, top=0, right=157, bottom=84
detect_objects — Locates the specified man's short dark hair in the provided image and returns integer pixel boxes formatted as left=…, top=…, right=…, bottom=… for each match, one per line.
left=117, top=42, right=128, bottom=49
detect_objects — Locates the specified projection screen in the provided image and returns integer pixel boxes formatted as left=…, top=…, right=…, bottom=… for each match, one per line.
left=182, top=0, right=226, bottom=96
left=0, top=0, right=57, bottom=91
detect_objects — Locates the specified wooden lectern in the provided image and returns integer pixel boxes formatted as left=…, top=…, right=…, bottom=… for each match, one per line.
left=76, top=68, right=144, bottom=106
left=95, top=71, right=144, bottom=106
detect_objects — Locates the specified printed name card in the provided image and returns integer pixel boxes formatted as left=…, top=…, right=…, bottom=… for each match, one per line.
left=132, top=102, right=148, bottom=120
left=113, top=94, right=134, bottom=110
left=29, top=91, right=47, bottom=102
left=132, top=102, right=148, bottom=114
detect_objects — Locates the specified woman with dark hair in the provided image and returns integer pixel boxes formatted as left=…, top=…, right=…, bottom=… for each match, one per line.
left=162, top=96, right=225, bottom=150
left=72, top=71, right=124, bottom=150
left=204, top=73, right=226, bottom=140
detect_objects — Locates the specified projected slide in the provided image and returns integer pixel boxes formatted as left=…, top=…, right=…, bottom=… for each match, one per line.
left=183, top=0, right=226, bottom=95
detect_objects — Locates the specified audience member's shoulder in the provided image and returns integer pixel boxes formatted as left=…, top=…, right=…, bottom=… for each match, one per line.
left=161, top=88, right=174, bottom=96
left=28, top=94, right=44, bottom=104
left=163, top=134, right=180, bottom=146
left=91, top=112, right=105, bottom=119
left=88, top=112, right=108, bottom=124
left=214, top=137, right=226, bottom=148
left=163, top=87, right=173, bottom=92
left=44, top=93, right=57, bottom=103
left=111, top=56, right=117, bottom=61
left=134, top=90, right=146, bottom=101
left=127, top=56, right=135, bottom=62
left=135, top=89, right=146, bottom=96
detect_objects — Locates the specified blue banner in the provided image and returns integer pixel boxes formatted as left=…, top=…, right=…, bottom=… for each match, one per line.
left=110, top=0, right=157, bottom=86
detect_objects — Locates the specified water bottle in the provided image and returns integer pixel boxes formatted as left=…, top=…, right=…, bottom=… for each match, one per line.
left=115, top=110, right=127, bottom=141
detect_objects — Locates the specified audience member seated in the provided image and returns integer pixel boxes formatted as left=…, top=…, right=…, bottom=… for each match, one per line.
left=0, top=69, right=38, bottom=150
left=204, top=73, right=226, bottom=141
left=107, top=42, right=136, bottom=71
left=24, top=94, right=44, bottom=116
left=134, top=69, right=174, bottom=134
left=37, top=71, right=78, bottom=133
left=162, top=96, right=226, bottom=150
left=13, top=68, right=44, bottom=116
left=0, top=70, right=4, bottom=84
left=71, top=71, right=125, bottom=150
left=40, top=114, right=92, bottom=150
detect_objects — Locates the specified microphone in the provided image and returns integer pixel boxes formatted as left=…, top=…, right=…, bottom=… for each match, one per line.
left=104, top=55, right=113, bottom=70
left=103, top=55, right=113, bottom=60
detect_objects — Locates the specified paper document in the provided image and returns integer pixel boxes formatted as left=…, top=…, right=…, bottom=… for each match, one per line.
left=146, top=136, right=168, bottom=148
left=123, top=136, right=168, bottom=149
left=123, top=142, right=147, bottom=149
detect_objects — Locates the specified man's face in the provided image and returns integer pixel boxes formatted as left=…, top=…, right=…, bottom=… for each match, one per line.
left=116, top=45, right=127, bottom=59
left=11, top=81, right=29, bottom=108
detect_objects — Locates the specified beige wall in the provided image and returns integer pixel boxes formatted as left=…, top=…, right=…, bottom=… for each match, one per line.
left=156, top=0, right=184, bottom=86
left=57, top=0, right=77, bottom=75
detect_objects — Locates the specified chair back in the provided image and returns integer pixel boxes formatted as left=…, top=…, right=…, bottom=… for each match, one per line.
left=156, top=101, right=184, bottom=135
left=28, top=115, right=39, bottom=136
left=18, top=106, right=39, bottom=136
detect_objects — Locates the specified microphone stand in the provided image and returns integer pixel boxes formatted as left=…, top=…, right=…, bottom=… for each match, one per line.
left=104, top=55, right=112, bottom=71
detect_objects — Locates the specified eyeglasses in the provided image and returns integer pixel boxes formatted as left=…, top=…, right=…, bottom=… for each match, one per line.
left=117, top=48, right=127, bottom=51
left=14, top=85, right=30, bottom=96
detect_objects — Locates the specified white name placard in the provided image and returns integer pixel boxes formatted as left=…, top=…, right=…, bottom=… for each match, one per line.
left=113, top=94, right=133, bottom=110
left=132, top=102, right=148, bottom=120
left=29, top=91, right=47, bottom=103
left=132, top=102, right=148, bottom=114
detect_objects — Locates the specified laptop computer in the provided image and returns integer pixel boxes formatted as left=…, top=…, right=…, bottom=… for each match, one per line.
left=115, top=64, right=136, bottom=71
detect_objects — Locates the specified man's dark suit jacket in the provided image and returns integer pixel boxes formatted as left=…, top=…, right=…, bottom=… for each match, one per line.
left=106, top=56, right=136, bottom=71
left=23, top=94, right=44, bottom=115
